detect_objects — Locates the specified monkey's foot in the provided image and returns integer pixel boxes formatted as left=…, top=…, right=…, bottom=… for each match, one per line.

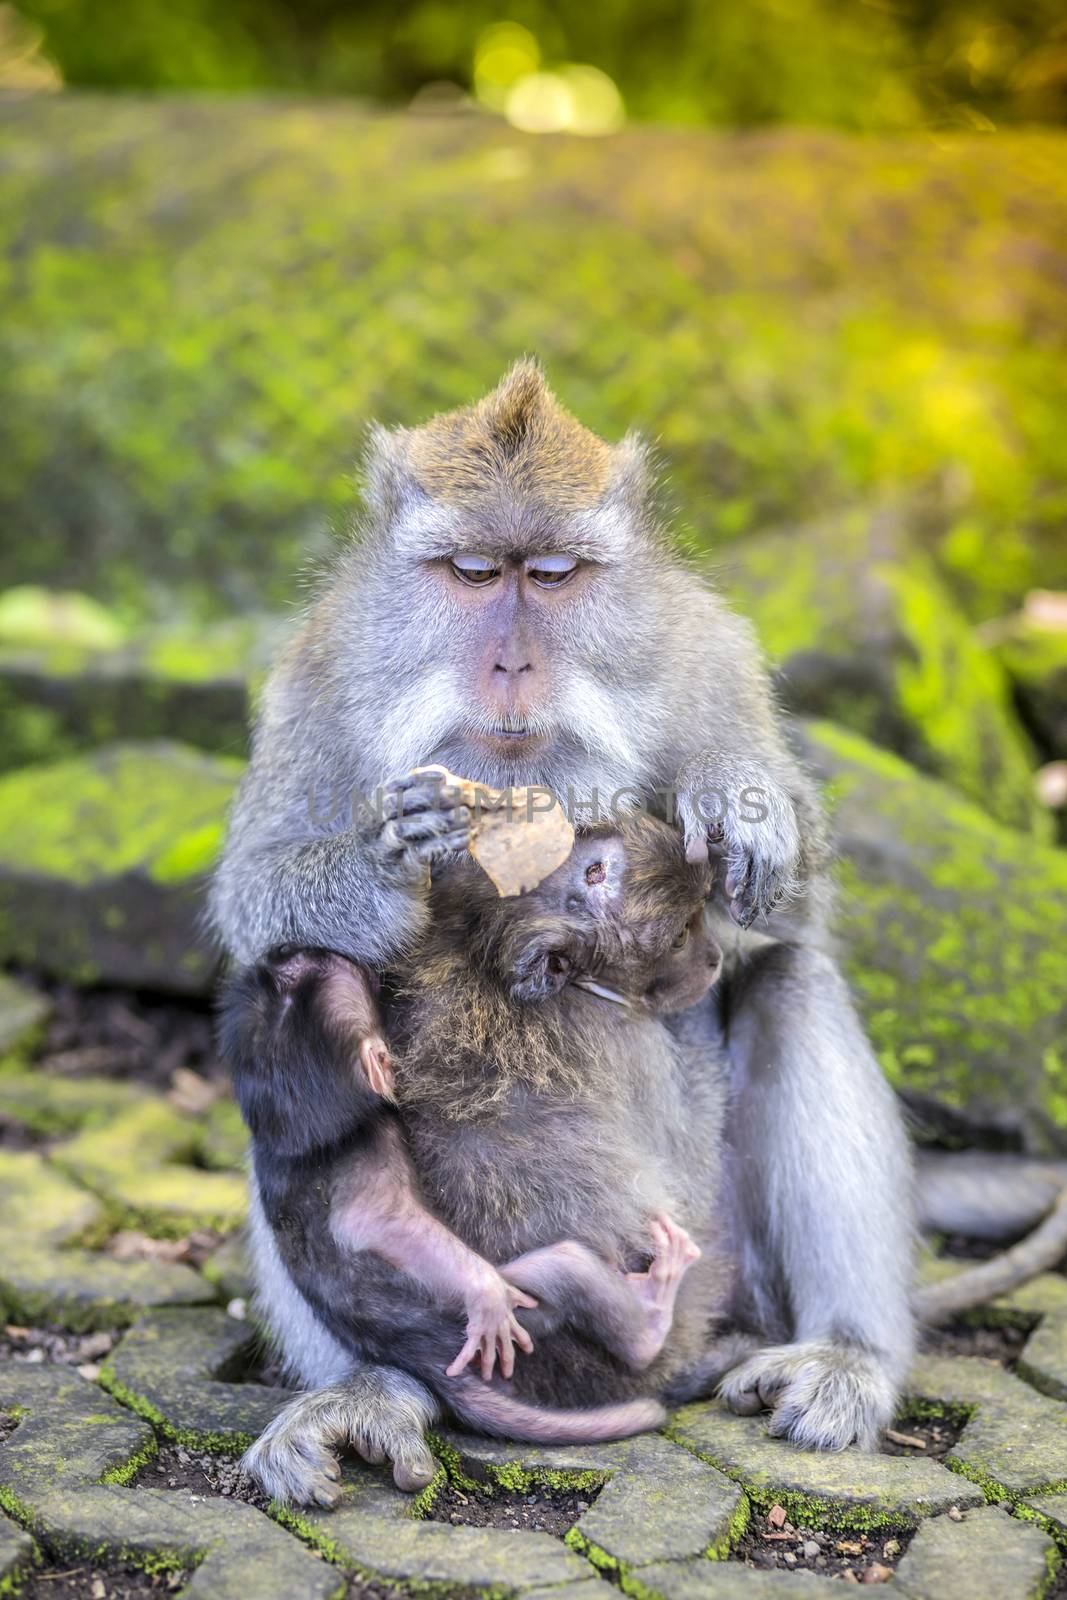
left=717, top=1339, right=897, bottom=1452
left=241, top=1370, right=440, bottom=1505
left=625, top=1214, right=701, bottom=1367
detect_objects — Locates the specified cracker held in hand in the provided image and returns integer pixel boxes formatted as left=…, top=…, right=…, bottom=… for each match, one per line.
left=411, top=766, right=575, bottom=896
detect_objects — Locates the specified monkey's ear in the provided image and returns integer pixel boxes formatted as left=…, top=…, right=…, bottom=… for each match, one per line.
left=361, top=423, right=425, bottom=523
left=509, top=940, right=577, bottom=1004
left=601, top=430, right=651, bottom=512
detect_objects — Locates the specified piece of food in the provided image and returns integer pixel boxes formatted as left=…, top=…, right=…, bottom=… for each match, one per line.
left=411, top=766, right=574, bottom=896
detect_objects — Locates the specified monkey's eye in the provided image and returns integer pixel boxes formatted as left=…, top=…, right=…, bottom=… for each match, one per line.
left=671, top=927, right=690, bottom=952
left=527, top=554, right=577, bottom=588
left=451, top=553, right=499, bottom=587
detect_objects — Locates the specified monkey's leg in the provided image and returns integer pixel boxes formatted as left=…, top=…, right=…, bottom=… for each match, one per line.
left=241, top=1367, right=440, bottom=1507
left=717, top=943, right=916, bottom=1451
left=623, top=1215, right=702, bottom=1365
left=502, top=1221, right=700, bottom=1372
left=243, top=1181, right=440, bottom=1505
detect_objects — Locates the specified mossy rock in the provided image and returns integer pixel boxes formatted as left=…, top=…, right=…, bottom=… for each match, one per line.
left=798, top=720, right=1067, bottom=1151
left=0, top=741, right=241, bottom=993
left=723, top=509, right=1046, bottom=835
left=0, top=973, right=49, bottom=1058
left=992, top=613, right=1067, bottom=762
left=0, top=99, right=1065, bottom=619
left=0, top=590, right=286, bottom=770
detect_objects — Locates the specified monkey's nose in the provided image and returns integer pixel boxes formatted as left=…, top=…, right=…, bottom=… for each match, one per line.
left=493, top=660, right=533, bottom=674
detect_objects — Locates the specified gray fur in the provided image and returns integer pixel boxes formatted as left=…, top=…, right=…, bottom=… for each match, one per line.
left=212, top=364, right=916, bottom=1493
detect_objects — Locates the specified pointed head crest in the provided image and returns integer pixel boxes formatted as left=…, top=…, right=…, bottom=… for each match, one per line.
left=406, top=359, right=615, bottom=512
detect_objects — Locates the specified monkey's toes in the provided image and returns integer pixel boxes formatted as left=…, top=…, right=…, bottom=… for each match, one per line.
left=719, top=1342, right=895, bottom=1452
left=240, top=1433, right=344, bottom=1509
left=391, top=1445, right=438, bottom=1493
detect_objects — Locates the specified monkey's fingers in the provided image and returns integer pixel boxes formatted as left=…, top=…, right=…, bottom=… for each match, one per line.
left=479, top=1336, right=496, bottom=1383
left=385, top=806, right=471, bottom=846
left=445, top=1336, right=483, bottom=1379
left=509, top=1316, right=534, bottom=1356
left=676, top=793, right=713, bottom=866
left=411, top=827, right=473, bottom=867
left=381, top=773, right=458, bottom=814
left=507, top=1289, right=539, bottom=1312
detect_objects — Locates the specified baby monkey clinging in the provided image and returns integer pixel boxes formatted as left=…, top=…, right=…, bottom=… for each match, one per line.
left=224, top=808, right=728, bottom=1451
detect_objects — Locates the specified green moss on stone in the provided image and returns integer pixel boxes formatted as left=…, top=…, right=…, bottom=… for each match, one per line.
left=799, top=719, right=1067, bottom=1148
left=0, top=743, right=240, bottom=888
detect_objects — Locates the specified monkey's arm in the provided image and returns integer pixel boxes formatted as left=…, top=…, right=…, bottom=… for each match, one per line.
left=209, top=663, right=470, bottom=966
left=664, top=592, right=828, bottom=928
left=331, top=1119, right=537, bottom=1382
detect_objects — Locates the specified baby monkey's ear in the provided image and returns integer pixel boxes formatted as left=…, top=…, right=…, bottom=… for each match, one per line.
left=509, top=933, right=581, bottom=1004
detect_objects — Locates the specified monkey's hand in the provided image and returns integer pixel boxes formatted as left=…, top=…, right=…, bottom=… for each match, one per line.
left=446, top=1265, right=538, bottom=1383
left=376, top=773, right=472, bottom=879
left=675, top=753, right=800, bottom=928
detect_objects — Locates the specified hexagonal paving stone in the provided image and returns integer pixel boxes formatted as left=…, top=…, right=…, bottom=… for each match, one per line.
left=0, top=1150, right=212, bottom=1331
left=52, top=1098, right=246, bottom=1238
left=625, top=1562, right=839, bottom=1597
left=295, top=1470, right=602, bottom=1597
left=439, top=1430, right=747, bottom=1570
left=666, top=1401, right=981, bottom=1530
left=893, top=1505, right=1056, bottom=1599
left=0, top=1365, right=341, bottom=1598
left=100, top=1306, right=291, bottom=1451
left=907, top=1353, right=1067, bottom=1499
left=1019, top=1314, right=1067, bottom=1402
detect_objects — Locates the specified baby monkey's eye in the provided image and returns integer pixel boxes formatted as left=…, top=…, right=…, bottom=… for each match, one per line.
left=671, top=927, right=690, bottom=951
left=527, top=554, right=577, bottom=588
left=451, top=553, right=499, bottom=587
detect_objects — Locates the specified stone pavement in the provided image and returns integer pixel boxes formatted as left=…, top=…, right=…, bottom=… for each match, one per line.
left=1, top=1277, right=1066, bottom=1596
left=2, top=1023, right=1067, bottom=1596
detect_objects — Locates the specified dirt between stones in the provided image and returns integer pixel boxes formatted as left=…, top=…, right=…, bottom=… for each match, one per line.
left=29, top=976, right=225, bottom=1093
left=921, top=1318, right=1031, bottom=1365
left=132, top=1442, right=271, bottom=1512
left=425, top=1478, right=598, bottom=1537
left=732, top=1506, right=915, bottom=1583
left=16, top=1565, right=188, bottom=1600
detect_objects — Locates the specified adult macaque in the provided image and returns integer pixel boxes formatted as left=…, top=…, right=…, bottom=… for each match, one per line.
left=211, top=362, right=917, bottom=1496
left=223, top=817, right=729, bottom=1506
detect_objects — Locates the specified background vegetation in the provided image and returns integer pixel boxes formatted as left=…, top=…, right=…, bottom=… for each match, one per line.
left=0, top=3, right=1066, bottom=1160
left=5, top=0, right=1067, bottom=130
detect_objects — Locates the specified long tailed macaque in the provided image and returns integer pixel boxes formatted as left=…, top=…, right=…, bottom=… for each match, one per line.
left=210, top=361, right=918, bottom=1500
left=223, top=817, right=736, bottom=1504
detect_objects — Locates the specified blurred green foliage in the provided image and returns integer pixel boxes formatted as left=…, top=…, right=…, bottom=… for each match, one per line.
left=7, top=0, right=1067, bottom=130
left=0, top=98, right=1064, bottom=622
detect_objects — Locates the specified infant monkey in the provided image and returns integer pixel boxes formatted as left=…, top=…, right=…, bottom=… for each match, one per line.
left=224, top=813, right=725, bottom=1442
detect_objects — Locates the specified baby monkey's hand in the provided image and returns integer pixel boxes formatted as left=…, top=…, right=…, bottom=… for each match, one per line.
left=446, top=1263, right=538, bottom=1382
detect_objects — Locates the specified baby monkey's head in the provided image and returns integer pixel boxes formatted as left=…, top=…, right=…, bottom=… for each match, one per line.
left=494, top=812, right=720, bottom=1016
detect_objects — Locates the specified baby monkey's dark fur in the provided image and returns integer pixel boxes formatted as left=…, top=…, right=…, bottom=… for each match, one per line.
left=222, top=812, right=733, bottom=1443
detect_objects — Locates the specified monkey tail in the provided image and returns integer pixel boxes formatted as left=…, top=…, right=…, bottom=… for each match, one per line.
left=445, top=1379, right=665, bottom=1443
left=915, top=1185, right=1067, bottom=1326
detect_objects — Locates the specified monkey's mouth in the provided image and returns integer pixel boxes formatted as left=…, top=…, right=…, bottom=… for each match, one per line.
left=486, top=725, right=540, bottom=744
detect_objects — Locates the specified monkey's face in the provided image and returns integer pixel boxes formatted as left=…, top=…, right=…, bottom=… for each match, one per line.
left=359, top=364, right=665, bottom=796
left=503, top=820, right=720, bottom=1015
